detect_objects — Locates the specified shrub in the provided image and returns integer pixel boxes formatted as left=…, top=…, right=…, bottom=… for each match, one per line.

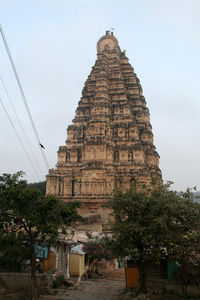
left=52, top=274, right=65, bottom=289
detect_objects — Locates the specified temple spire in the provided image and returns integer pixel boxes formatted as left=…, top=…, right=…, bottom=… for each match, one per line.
left=46, top=32, right=162, bottom=225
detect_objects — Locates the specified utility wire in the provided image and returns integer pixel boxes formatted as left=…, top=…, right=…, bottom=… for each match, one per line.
left=0, top=24, right=50, bottom=171
left=0, top=95, right=41, bottom=181
left=0, top=75, right=44, bottom=179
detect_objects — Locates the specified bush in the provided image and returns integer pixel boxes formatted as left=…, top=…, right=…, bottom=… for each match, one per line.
left=52, top=274, right=65, bottom=289
left=82, top=238, right=113, bottom=262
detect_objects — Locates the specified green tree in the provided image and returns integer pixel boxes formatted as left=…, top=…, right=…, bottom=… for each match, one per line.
left=0, top=171, right=81, bottom=300
left=0, top=232, right=28, bottom=271
left=107, top=183, right=200, bottom=292
left=173, top=230, right=200, bottom=295
left=28, top=181, right=46, bottom=196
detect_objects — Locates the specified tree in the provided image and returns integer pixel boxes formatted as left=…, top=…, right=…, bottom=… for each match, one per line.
left=83, top=237, right=113, bottom=263
left=28, top=181, right=46, bottom=196
left=0, top=171, right=81, bottom=300
left=107, top=183, right=200, bottom=292
left=0, top=232, right=28, bottom=272
left=172, top=230, right=200, bottom=295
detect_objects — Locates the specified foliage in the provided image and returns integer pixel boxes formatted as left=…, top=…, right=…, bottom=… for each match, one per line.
left=174, top=231, right=200, bottom=294
left=82, top=237, right=114, bottom=262
left=0, top=232, right=28, bottom=271
left=107, top=183, right=200, bottom=292
left=130, top=282, right=141, bottom=296
left=0, top=171, right=82, bottom=299
left=52, top=274, right=65, bottom=289
left=28, top=181, right=46, bottom=196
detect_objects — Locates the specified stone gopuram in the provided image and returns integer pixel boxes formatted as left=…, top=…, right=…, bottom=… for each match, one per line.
left=46, top=31, right=162, bottom=225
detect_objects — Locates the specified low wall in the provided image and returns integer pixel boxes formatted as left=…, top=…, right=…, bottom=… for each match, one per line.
left=147, top=278, right=200, bottom=297
left=0, top=272, right=43, bottom=291
left=96, top=260, right=116, bottom=274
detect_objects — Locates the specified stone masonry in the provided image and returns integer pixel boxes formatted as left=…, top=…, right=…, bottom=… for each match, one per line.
left=46, top=31, right=162, bottom=224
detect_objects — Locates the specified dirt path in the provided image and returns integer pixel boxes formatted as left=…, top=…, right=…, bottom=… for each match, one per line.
left=39, top=278, right=127, bottom=300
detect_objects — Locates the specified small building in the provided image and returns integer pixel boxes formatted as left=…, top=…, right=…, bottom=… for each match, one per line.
left=37, top=240, right=71, bottom=278
left=69, top=244, right=86, bottom=277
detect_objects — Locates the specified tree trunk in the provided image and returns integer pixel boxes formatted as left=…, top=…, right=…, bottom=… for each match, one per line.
left=138, top=261, right=146, bottom=293
left=30, top=243, right=37, bottom=300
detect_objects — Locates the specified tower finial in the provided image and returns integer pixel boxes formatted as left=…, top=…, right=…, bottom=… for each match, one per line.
left=109, top=27, right=114, bottom=35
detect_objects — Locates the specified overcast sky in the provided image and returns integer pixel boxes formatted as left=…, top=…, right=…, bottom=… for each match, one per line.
left=0, top=0, right=199, bottom=191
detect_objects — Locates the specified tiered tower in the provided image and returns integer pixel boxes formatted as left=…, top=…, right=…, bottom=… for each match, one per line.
left=46, top=31, right=162, bottom=223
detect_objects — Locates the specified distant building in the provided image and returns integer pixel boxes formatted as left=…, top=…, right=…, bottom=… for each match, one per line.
left=46, top=31, right=162, bottom=224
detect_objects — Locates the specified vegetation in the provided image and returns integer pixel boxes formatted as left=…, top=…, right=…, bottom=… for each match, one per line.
left=52, top=274, right=65, bottom=289
left=0, top=171, right=81, bottom=300
left=174, top=230, right=200, bottom=294
left=82, top=237, right=113, bottom=262
left=193, top=191, right=200, bottom=203
left=107, top=183, right=200, bottom=293
left=0, top=232, right=28, bottom=271
left=28, top=181, right=46, bottom=196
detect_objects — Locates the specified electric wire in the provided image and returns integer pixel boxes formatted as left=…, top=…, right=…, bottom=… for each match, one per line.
left=0, top=95, right=41, bottom=181
left=0, top=75, right=44, bottom=179
left=0, top=24, right=50, bottom=171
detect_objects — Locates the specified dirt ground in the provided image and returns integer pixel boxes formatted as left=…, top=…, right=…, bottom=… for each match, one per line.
left=3, top=277, right=197, bottom=300
left=38, top=278, right=199, bottom=300
left=39, top=278, right=128, bottom=300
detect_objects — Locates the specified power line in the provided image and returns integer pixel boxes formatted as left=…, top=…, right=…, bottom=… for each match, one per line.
left=0, top=95, right=41, bottom=181
left=0, top=75, right=44, bottom=179
left=0, top=24, right=50, bottom=171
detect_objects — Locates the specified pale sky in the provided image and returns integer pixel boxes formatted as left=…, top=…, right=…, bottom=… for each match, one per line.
left=0, top=0, right=199, bottom=191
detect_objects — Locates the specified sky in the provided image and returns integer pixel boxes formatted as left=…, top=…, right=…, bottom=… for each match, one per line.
left=0, top=0, right=199, bottom=191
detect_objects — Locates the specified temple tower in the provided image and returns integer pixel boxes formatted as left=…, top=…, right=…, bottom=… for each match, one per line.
left=46, top=31, right=162, bottom=223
